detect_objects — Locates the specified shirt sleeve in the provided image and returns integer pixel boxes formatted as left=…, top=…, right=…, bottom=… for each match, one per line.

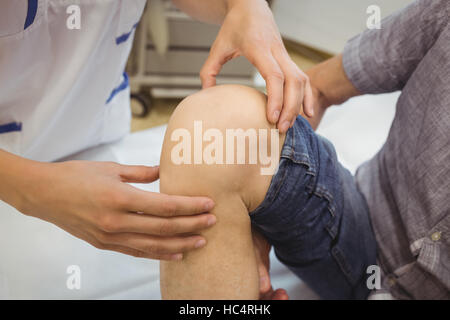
left=342, top=0, right=449, bottom=94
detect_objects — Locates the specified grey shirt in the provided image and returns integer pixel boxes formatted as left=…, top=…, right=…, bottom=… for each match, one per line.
left=342, top=0, right=449, bottom=299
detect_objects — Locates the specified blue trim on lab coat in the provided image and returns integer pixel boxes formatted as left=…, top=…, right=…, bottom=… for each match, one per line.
left=106, top=72, right=129, bottom=104
left=0, top=122, right=22, bottom=134
left=24, top=0, right=38, bottom=30
left=116, top=22, right=139, bottom=45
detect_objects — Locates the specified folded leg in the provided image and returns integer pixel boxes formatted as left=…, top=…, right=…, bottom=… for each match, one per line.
left=159, top=85, right=284, bottom=299
left=159, top=84, right=377, bottom=300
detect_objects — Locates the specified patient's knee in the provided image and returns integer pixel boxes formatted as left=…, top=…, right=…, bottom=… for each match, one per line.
left=160, top=85, right=284, bottom=210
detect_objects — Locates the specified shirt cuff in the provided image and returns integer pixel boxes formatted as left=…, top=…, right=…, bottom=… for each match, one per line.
left=342, top=33, right=385, bottom=95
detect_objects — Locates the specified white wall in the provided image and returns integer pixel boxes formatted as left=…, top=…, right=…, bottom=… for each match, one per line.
left=272, top=0, right=414, bottom=54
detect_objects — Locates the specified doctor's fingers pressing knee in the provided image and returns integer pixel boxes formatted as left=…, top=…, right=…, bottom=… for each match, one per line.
left=64, top=226, right=184, bottom=260
left=105, top=246, right=182, bottom=261
left=108, top=183, right=214, bottom=218
left=92, top=230, right=207, bottom=259
left=86, top=233, right=181, bottom=260
left=274, top=49, right=314, bottom=122
left=92, top=209, right=216, bottom=237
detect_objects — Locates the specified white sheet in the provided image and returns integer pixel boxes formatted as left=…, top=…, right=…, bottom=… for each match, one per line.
left=0, top=92, right=399, bottom=299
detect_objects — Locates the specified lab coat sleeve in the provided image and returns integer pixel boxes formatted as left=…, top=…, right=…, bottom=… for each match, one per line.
left=342, top=0, right=449, bottom=94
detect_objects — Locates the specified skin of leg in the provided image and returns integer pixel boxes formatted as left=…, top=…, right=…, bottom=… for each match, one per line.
left=159, top=85, right=285, bottom=299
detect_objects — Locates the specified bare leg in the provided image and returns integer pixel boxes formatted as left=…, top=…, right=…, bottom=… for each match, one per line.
left=159, top=85, right=283, bottom=299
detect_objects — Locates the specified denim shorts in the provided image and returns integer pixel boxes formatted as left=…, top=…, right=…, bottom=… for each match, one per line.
left=249, top=116, right=377, bottom=299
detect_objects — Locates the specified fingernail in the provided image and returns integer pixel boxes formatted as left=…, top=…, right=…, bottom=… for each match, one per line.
left=207, top=215, right=217, bottom=226
left=171, top=253, right=183, bottom=261
left=195, top=239, right=206, bottom=248
left=204, top=200, right=215, bottom=211
left=280, top=121, right=290, bottom=133
left=273, top=110, right=280, bottom=122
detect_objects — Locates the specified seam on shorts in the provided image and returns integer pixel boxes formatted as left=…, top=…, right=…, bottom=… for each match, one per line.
left=332, top=246, right=358, bottom=286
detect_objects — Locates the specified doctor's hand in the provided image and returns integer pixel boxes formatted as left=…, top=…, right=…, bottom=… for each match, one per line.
left=11, top=159, right=216, bottom=260
left=252, top=229, right=289, bottom=300
left=200, top=0, right=314, bottom=133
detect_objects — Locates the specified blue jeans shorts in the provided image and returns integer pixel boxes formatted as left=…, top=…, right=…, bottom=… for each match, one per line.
left=249, top=116, right=377, bottom=299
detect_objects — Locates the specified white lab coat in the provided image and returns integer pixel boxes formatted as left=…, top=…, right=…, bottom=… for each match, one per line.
left=0, top=0, right=147, bottom=161
left=0, top=0, right=162, bottom=300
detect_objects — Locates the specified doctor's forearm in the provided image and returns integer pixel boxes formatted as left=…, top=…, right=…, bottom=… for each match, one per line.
left=171, top=0, right=266, bottom=25
left=0, top=149, right=40, bottom=212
